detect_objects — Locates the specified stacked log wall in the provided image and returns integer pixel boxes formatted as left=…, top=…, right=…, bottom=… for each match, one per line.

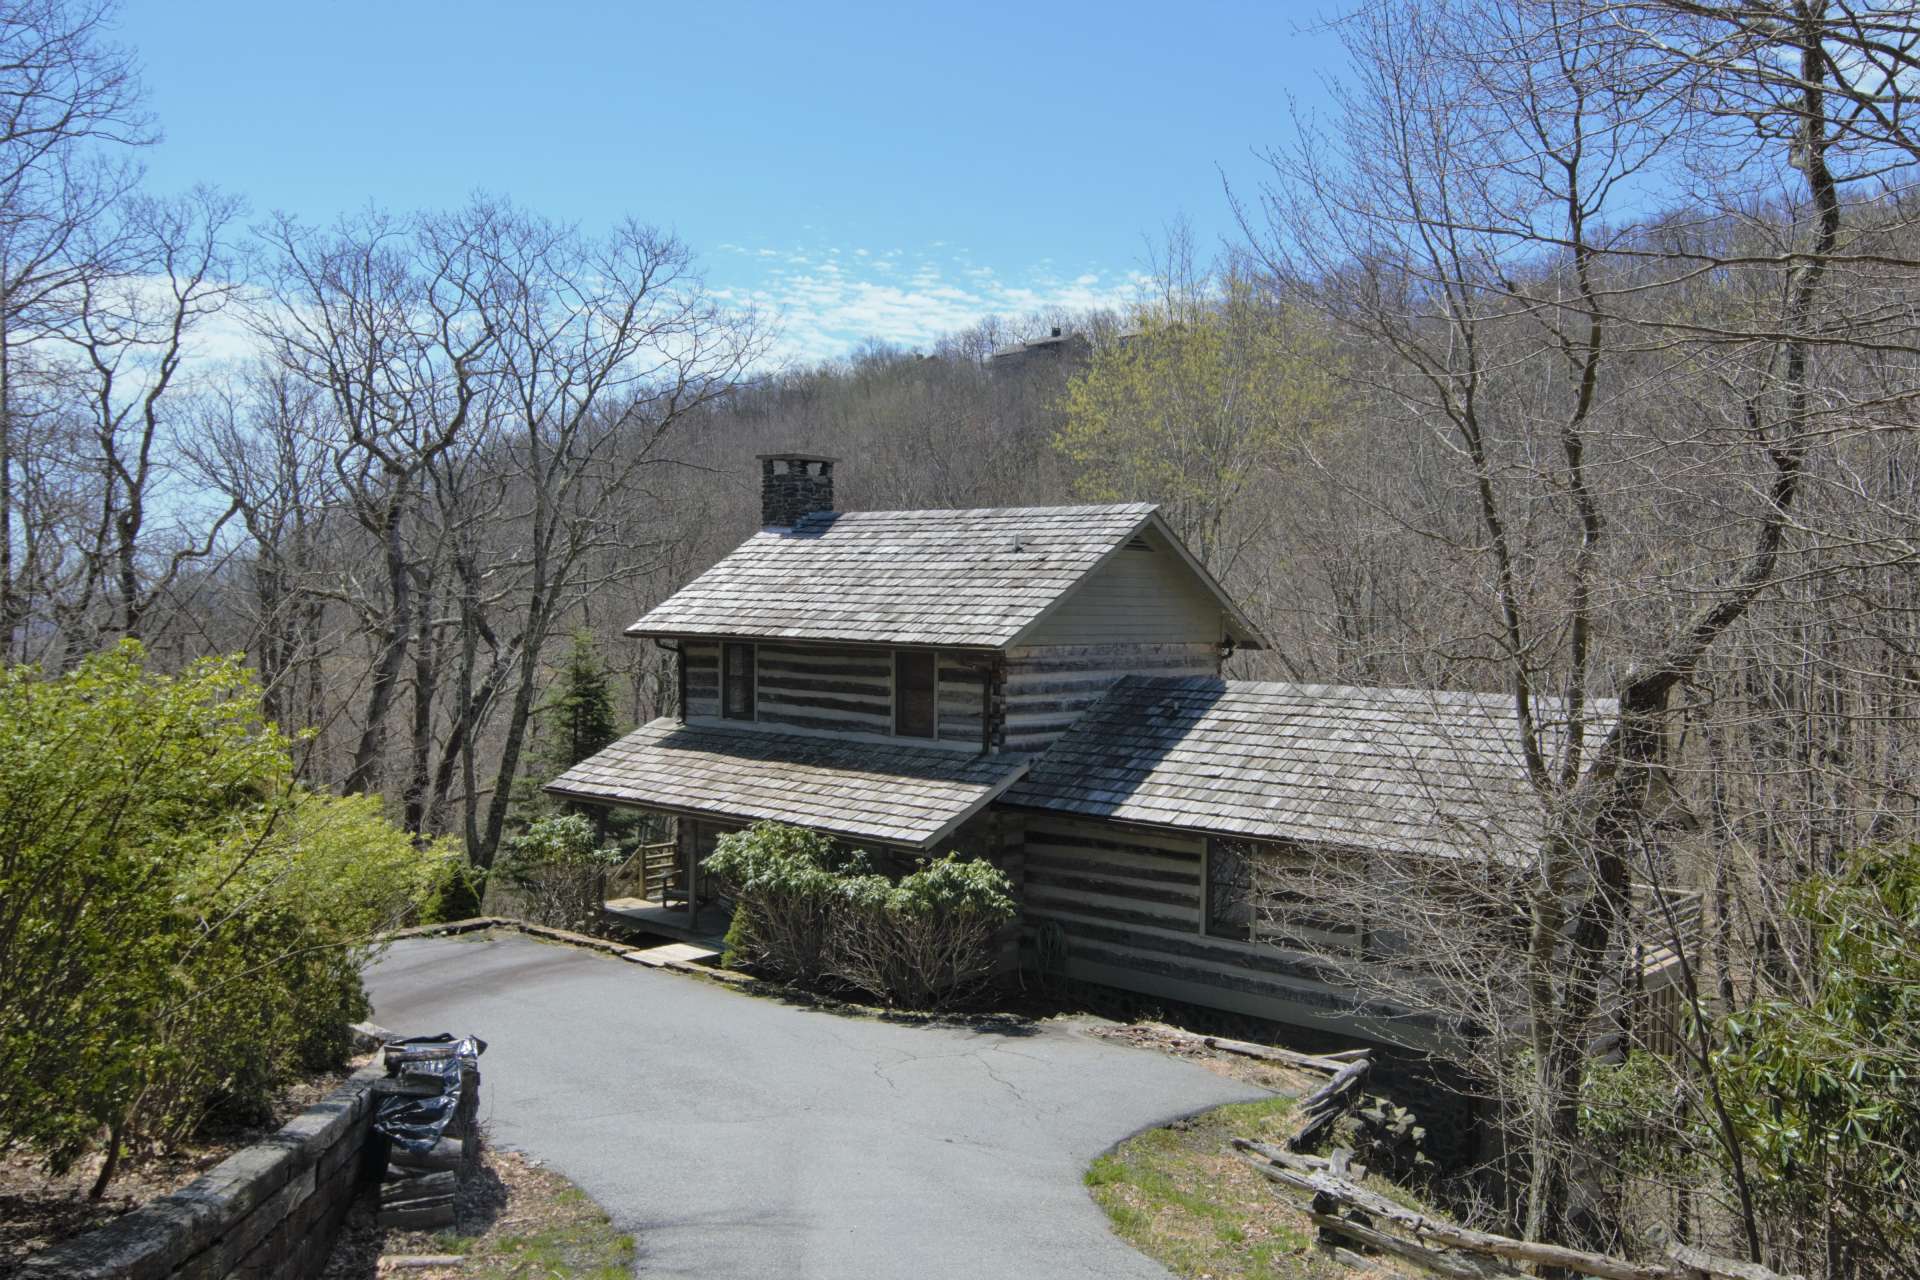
left=683, top=641, right=1004, bottom=748
left=683, top=641, right=720, bottom=719
left=1019, top=813, right=1419, bottom=1040
left=753, top=644, right=893, bottom=735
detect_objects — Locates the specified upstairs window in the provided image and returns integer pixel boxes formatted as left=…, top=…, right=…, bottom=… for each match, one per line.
left=723, top=642, right=755, bottom=720
left=894, top=650, right=937, bottom=738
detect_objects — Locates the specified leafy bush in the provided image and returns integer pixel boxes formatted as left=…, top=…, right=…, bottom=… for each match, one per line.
left=834, top=855, right=1019, bottom=1008
left=705, top=823, right=866, bottom=982
left=704, top=821, right=1014, bottom=1009
left=1711, top=844, right=1920, bottom=1274
left=495, top=814, right=622, bottom=932
left=0, top=642, right=451, bottom=1190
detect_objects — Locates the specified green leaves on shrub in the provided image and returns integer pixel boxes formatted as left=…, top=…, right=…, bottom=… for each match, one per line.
left=496, top=814, right=623, bottom=931
left=703, top=821, right=1014, bottom=1009
left=888, top=853, right=1018, bottom=920
left=1710, top=844, right=1920, bottom=1268
left=0, top=642, right=454, bottom=1186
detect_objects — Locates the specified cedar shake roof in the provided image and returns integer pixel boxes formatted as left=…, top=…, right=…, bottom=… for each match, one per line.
left=1002, top=676, right=1615, bottom=860
left=627, top=503, right=1260, bottom=648
left=546, top=717, right=1029, bottom=849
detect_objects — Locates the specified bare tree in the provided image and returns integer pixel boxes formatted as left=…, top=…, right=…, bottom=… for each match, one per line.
left=254, top=207, right=495, bottom=797
left=426, top=199, right=762, bottom=873
left=50, top=186, right=243, bottom=651
left=184, top=363, right=340, bottom=755
left=1234, top=0, right=1920, bottom=1261
left=0, top=0, right=148, bottom=652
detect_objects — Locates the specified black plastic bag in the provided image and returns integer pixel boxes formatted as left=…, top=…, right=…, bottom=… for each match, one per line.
left=372, top=1033, right=486, bottom=1155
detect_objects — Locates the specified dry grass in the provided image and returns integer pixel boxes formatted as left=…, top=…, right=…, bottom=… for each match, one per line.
left=1085, top=1095, right=1416, bottom=1280
left=323, top=1146, right=633, bottom=1280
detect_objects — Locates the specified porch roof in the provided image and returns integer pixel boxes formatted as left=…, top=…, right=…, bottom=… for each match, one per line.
left=545, top=717, right=1029, bottom=850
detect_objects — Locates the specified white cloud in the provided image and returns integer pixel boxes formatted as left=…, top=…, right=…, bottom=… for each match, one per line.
left=713, top=242, right=1149, bottom=365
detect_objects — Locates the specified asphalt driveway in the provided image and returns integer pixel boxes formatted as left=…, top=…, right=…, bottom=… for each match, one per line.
left=366, top=933, right=1269, bottom=1279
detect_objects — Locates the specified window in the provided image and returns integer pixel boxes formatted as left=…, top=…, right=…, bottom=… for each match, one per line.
left=1206, top=837, right=1260, bottom=940
left=722, top=642, right=755, bottom=720
left=894, top=650, right=937, bottom=738
left=1205, top=837, right=1355, bottom=949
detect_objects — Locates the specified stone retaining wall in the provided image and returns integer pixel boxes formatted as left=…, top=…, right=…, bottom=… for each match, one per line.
left=20, top=1058, right=385, bottom=1280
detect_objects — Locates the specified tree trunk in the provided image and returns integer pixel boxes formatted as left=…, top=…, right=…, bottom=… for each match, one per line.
left=345, top=479, right=413, bottom=795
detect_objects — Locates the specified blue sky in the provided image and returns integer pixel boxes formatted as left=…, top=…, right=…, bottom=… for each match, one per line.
left=113, top=2, right=1341, bottom=364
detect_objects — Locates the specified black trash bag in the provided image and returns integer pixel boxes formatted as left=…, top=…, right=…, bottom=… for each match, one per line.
left=372, top=1033, right=487, bottom=1155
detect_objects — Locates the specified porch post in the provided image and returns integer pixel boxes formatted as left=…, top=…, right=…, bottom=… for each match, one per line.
left=688, top=820, right=700, bottom=925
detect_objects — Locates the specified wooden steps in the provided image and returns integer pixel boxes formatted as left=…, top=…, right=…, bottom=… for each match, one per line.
left=622, top=940, right=723, bottom=970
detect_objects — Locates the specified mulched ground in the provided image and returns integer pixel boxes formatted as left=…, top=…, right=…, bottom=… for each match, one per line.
left=1090, top=1021, right=1320, bottom=1095
left=322, top=1146, right=633, bottom=1280
left=0, top=1056, right=370, bottom=1276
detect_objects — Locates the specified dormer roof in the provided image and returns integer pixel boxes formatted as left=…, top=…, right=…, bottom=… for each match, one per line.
left=627, top=502, right=1264, bottom=650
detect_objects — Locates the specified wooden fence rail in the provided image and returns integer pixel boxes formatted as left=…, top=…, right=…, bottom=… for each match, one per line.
left=1234, top=1144, right=1799, bottom=1280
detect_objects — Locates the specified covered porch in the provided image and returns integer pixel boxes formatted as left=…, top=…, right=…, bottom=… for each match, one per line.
left=597, top=822, right=733, bottom=945
left=547, top=716, right=1032, bottom=946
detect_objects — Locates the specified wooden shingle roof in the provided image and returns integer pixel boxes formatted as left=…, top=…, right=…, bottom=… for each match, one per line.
left=1002, top=676, right=1613, bottom=860
left=546, top=717, right=1029, bottom=849
left=627, top=502, right=1255, bottom=648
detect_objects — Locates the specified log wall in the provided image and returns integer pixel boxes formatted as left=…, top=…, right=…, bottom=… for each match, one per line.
left=1021, top=813, right=1410, bottom=1038
left=681, top=641, right=1000, bottom=745
left=684, top=641, right=720, bottom=719
left=1004, top=643, right=1218, bottom=754
left=936, top=652, right=990, bottom=747
left=754, top=643, right=893, bottom=735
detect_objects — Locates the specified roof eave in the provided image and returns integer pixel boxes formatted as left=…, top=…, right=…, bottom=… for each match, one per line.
left=542, top=783, right=939, bottom=850
left=624, top=625, right=1004, bottom=652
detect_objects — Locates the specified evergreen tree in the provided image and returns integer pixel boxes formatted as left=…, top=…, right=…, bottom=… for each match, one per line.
left=508, top=630, right=629, bottom=846
left=545, top=629, right=620, bottom=772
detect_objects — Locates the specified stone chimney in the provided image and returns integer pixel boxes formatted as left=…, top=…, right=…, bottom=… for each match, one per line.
left=759, top=453, right=837, bottom=528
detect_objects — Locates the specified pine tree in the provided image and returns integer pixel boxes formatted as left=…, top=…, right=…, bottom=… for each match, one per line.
left=507, top=631, right=623, bottom=833
left=546, top=629, right=620, bottom=772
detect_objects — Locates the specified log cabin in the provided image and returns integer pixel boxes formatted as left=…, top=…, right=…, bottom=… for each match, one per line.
left=548, top=452, right=1682, bottom=1045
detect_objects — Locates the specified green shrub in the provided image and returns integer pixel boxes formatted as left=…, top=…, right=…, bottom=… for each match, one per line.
left=705, top=822, right=855, bottom=982
left=704, top=821, right=1015, bottom=1009
left=834, top=855, right=1018, bottom=1008
left=1711, top=844, right=1920, bottom=1273
left=496, top=814, right=623, bottom=931
left=0, top=642, right=451, bottom=1189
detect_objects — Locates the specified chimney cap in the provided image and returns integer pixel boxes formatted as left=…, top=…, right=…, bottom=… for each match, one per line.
left=756, top=452, right=840, bottom=463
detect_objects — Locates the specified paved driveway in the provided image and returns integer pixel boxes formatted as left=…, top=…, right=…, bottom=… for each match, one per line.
left=367, top=933, right=1268, bottom=1279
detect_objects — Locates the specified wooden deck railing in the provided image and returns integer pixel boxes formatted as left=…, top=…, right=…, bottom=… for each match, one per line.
left=603, top=841, right=682, bottom=904
left=1630, top=881, right=1706, bottom=1056
left=1631, top=881, right=1703, bottom=971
